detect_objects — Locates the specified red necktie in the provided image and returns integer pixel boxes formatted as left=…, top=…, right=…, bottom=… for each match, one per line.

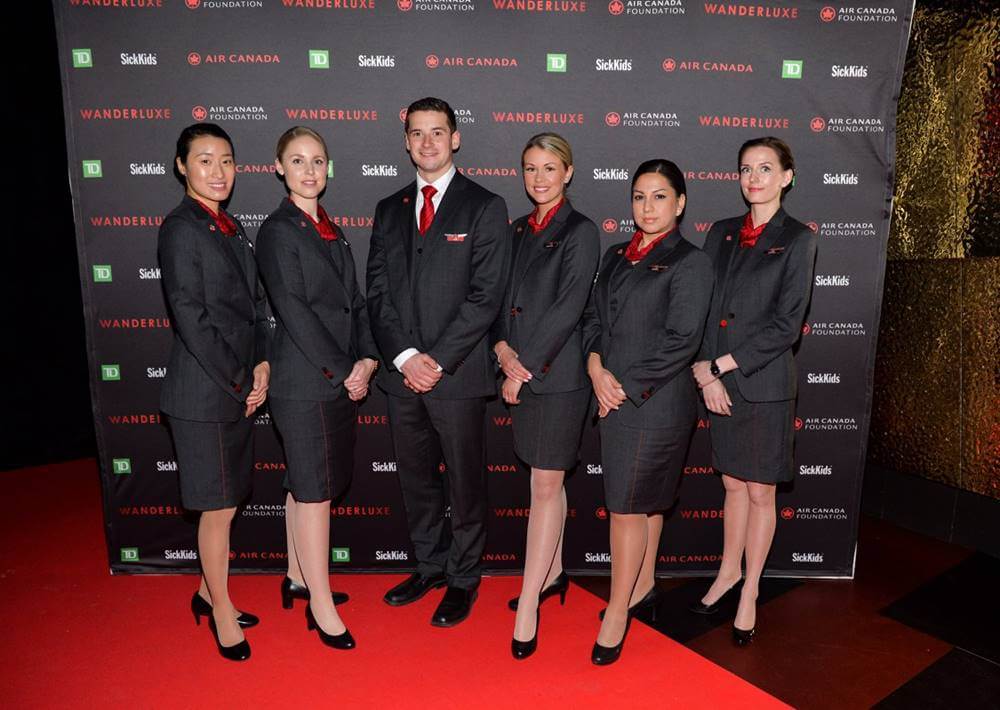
left=419, top=185, right=437, bottom=235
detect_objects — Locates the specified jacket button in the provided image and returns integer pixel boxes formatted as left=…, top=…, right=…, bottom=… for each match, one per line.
left=343, top=307, right=350, bottom=314
left=728, top=312, right=735, bottom=319
left=541, top=364, right=550, bottom=373
left=720, top=319, right=728, bottom=328
left=417, top=247, right=423, bottom=254
left=510, top=307, right=517, bottom=317
left=641, top=392, right=650, bottom=400
left=516, top=307, right=523, bottom=313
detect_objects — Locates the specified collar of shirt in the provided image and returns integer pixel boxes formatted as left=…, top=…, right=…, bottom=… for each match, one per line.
left=415, top=164, right=456, bottom=221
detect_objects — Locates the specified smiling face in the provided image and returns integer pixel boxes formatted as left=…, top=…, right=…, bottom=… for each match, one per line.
left=276, top=135, right=328, bottom=202
left=522, top=146, right=573, bottom=214
left=739, top=145, right=793, bottom=210
left=404, top=110, right=460, bottom=181
left=631, top=171, right=685, bottom=238
left=176, top=135, right=235, bottom=212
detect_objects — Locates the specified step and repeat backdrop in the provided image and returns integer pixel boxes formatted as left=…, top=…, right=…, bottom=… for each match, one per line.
left=54, top=0, right=913, bottom=577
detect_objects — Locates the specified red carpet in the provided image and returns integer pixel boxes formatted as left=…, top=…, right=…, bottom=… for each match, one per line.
left=0, top=460, right=784, bottom=708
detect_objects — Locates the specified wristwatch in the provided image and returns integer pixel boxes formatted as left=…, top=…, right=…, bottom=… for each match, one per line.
left=709, top=359, right=721, bottom=378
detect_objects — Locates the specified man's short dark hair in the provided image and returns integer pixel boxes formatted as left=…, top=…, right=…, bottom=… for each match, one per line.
left=404, top=97, right=457, bottom=133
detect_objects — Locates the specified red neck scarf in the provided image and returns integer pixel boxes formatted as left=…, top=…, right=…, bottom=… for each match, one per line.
left=193, top=198, right=237, bottom=237
left=302, top=204, right=338, bottom=241
left=527, top=198, right=565, bottom=234
left=624, top=229, right=673, bottom=263
left=739, top=212, right=768, bottom=249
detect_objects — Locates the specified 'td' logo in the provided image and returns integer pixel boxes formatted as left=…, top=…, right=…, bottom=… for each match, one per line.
left=92, top=265, right=112, bottom=283
left=425, top=54, right=440, bottom=69
left=309, top=50, right=330, bottom=69
left=820, top=6, right=836, bottom=21
left=810, top=116, right=826, bottom=132
left=82, top=160, right=103, bottom=178
left=781, top=60, right=803, bottom=79
left=546, top=53, right=567, bottom=73
left=120, top=547, right=139, bottom=562
left=331, top=548, right=351, bottom=562
left=604, top=112, right=621, bottom=127
left=112, top=458, right=132, bottom=475
left=608, top=0, right=624, bottom=15
left=72, top=49, right=93, bottom=68
left=192, top=106, right=208, bottom=121
left=101, top=364, right=121, bottom=381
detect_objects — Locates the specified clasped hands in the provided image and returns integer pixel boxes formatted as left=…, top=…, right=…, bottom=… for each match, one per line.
left=244, top=361, right=271, bottom=417
left=495, top=341, right=533, bottom=405
left=587, top=353, right=626, bottom=418
left=344, top=358, right=378, bottom=401
left=401, top=352, right=443, bottom=394
left=691, top=359, right=733, bottom=416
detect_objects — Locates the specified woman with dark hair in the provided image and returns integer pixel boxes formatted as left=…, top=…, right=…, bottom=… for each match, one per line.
left=159, top=122, right=270, bottom=661
left=582, top=159, right=714, bottom=665
left=491, top=132, right=600, bottom=660
left=256, top=126, right=379, bottom=651
left=689, top=137, right=817, bottom=646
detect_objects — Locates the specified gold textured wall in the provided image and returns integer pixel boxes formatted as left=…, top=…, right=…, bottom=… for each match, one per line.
left=870, top=0, right=1000, bottom=500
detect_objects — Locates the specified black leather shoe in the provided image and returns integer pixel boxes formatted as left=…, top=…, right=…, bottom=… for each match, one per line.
left=689, top=579, right=743, bottom=615
left=305, top=606, right=356, bottom=650
left=511, top=608, right=540, bottom=660
left=431, top=586, right=477, bottom=627
left=508, top=571, right=569, bottom=612
left=207, top=616, right=251, bottom=661
left=591, top=617, right=632, bottom=666
left=598, top=586, right=659, bottom=622
left=383, top=572, right=447, bottom=607
left=280, top=576, right=349, bottom=609
left=732, top=624, right=755, bottom=647
left=191, top=592, right=259, bottom=629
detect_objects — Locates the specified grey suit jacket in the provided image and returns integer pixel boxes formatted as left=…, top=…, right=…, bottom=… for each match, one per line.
left=582, top=231, right=714, bottom=429
left=698, top=208, right=818, bottom=403
left=256, top=198, right=378, bottom=400
left=491, top=201, right=600, bottom=394
left=158, top=195, right=269, bottom=422
left=366, top=171, right=510, bottom=399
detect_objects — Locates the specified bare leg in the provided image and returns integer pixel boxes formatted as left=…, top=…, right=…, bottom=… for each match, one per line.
left=198, top=507, right=243, bottom=646
left=596, top=512, right=646, bottom=647
left=630, top=513, right=662, bottom=605
left=735, top=482, right=776, bottom=630
left=285, top=491, right=304, bottom=584
left=296, top=499, right=346, bottom=635
left=514, top=468, right=566, bottom=642
left=701, top=474, right=749, bottom=605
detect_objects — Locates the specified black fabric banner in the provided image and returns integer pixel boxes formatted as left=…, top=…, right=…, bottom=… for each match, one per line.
left=53, top=0, right=913, bottom=577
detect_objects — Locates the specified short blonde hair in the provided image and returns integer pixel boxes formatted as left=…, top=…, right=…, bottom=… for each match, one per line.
left=275, top=126, right=328, bottom=161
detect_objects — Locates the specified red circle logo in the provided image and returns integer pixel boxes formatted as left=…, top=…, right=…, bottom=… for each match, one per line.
left=662, top=58, right=676, bottom=72
left=780, top=507, right=795, bottom=520
left=820, top=6, right=836, bottom=22
left=399, top=108, right=408, bottom=123
left=187, top=52, right=201, bottom=66
left=810, top=117, right=826, bottom=132
left=602, top=219, right=618, bottom=233
left=595, top=507, right=608, bottom=520
left=807, top=221, right=819, bottom=233
left=191, top=106, right=207, bottom=121
left=794, top=417, right=804, bottom=431
left=185, top=0, right=200, bottom=8
left=605, top=111, right=621, bottom=127
left=438, top=462, right=446, bottom=473
left=398, top=0, right=413, bottom=9
left=425, top=54, right=440, bottom=69
left=802, top=322, right=812, bottom=336
left=608, top=0, right=624, bottom=14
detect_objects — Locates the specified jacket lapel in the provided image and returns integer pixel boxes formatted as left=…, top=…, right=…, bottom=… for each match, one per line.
left=609, top=232, right=683, bottom=326
left=415, top=173, right=466, bottom=276
left=725, top=208, right=790, bottom=301
left=513, top=201, right=572, bottom=298
left=184, top=196, right=252, bottom=302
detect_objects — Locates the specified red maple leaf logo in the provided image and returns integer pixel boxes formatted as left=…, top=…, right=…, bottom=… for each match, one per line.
left=605, top=111, right=621, bottom=127
left=191, top=106, right=207, bottom=121
left=820, top=6, right=836, bottom=22
left=397, top=0, right=413, bottom=10
left=802, top=322, right=812, bottom=335
left=425, top=54, right=440, bottom=69
left=662, top=58, right=676, bottom=72
left=807, top=221, right=819, bottom=232
left=187, top=52, right=201, bottom=66
left=595, top=507, right=608, bottom=520
left=185, top=0, right=200, bottom=8
left=810, top=117, right=826, bottom=132
left=602, top=219, right=618, bottom=233
left=795, top=417, right=804, bottom=430
left=608, top=0, right=624, bottom=15
left=781, top=507, right=795, bottom=520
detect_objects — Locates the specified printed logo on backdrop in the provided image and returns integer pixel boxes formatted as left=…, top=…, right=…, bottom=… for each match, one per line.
left=832, top=64, right=869, bottom=78
left=397, top=0, right=474, bottom=12
left=702, top=2, right=796, bottom=18
left=80, top=107, right=171, bottom=121
left=798, top=416, right=859, bottom=432
left=358, top=54, right=396, bottom=68
left=792, top=552, right=824, bottom=562
left=608, top=0, right=684, bottom=15
left=592, top=168, right=629, bottom=181
left=596, top=57, right=632, bottom=71
left=660, top=553, right=723, bottom=564
left=187, top=51, right=280, bottom=66
left=685, top=169, right=739, bottom=182
left=699, top=113, right=789, bottom=129
left=782, top=507, right=849, bottom=521
left=309, top=50, right=329, bottom=69
left=800, top=465, right=833, bottom=476
left=781, top=59, right=802, bottom=79
left=458, top=166, right=519, bottom=177
left=822, top=173, right=859, bottom=186
left=662, top=58, right=754, bottom=73
left=282, top=0, right=375, bottom=9
left=806, top=320, right=868, bottom=337
left=492, top=110, right=583, bottom=124
left=605, top=109, right=680, bottom=128
left=815, top=274, right=851, bottom=286
left=546, top=54, right=567, bottom=72
left=90, top=214, right=164, bottom=228
left=190, top=105, right=267, bottom=121
left=494, top=0, right=588, bottom=12
left=69, top=0, right=162, bottom=7
left=818, top=222, right=877, bottom=238
left=819, top=6, right=898, bottom=22
left=146, top=366, right=166, bottom=379
left=285, top=107, right=378, bottom=121
left=426, top=54, right=519, bottom=69
left=232, top=212, right=268, bottom=229
left=112, top=458, right=132, bottom=475
left=807, top=372, right=841, bottom=384
left=93, top=265, right=113, bottom=283
left=121, top=52, right=157, bottom=66
left=185, top=0, right=265, bottom=10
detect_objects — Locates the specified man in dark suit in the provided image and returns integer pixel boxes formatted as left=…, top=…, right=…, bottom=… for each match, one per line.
left=366, top=97, right=509, bottom=626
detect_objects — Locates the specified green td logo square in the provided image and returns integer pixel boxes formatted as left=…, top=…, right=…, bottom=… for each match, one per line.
left=82, top=160, right=103, bottom=178
left=309, top=50, right=329, bottom=69
left=331, top=547, right=351, bottom=563
left=782, top=60, right=803, bottom=79
left=120, top=547, right=139, bottom=562
left=101, top=364, right=121, bottom=381
left=93, top=265, right=113, bottom=282
left=546, top=53, right=567, bottom=73
left=112, top=458, right=132, bottom=475
left=327, top=161, right=334, bottom=178
left=72, top=49, right=93, bottom=68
